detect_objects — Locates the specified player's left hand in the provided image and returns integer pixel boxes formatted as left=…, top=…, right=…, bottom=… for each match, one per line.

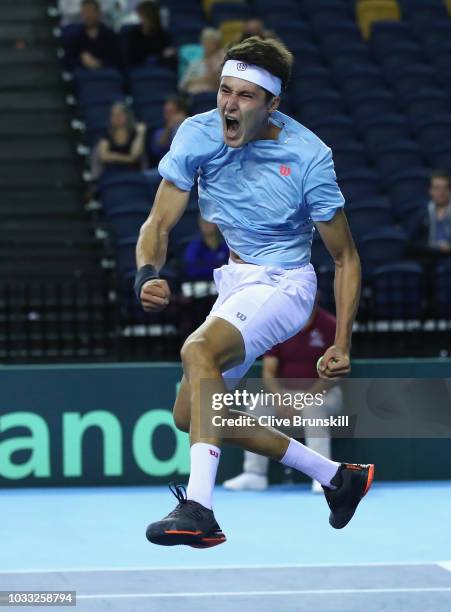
left=317, top=345, right=350, bottom=380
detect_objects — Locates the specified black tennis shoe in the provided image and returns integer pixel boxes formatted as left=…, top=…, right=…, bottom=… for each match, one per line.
left=146, top=483, right=226, bottom=548
left=323, top=463, right=374, bottom=529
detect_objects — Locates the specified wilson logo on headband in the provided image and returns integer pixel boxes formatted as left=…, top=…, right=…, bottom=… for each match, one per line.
left=237, top=62, right=248, bottom=71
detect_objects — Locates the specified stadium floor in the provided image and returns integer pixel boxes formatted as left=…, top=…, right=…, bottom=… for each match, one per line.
left=1, top=482, right=451, bottom=611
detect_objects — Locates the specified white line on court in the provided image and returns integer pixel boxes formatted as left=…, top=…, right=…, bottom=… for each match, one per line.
left=76, top=587, right=451, bottom=600
left=1, top=560, right=450, bottom=574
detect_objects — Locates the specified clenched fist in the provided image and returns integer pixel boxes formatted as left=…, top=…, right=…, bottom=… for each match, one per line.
left=140, top=279, right=171, bottom=312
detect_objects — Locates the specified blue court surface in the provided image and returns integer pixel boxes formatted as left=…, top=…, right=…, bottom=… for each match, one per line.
left=1, top=481, right=451, bottom=611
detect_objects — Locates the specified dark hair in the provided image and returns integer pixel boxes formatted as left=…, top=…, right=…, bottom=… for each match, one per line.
left=222, top=36, right=293, bottom=99
left=108, top=102, right=136, bottom=138
left=81, top=0, right=100, bottom=9
left=165, top=95, right=188, bottom=115
left=137, top=1, right=161, bottom=29
left=431, top=170, right=451, bottom=185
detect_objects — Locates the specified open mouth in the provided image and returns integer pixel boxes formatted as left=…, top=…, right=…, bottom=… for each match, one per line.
left=225, top=116, right=240, bottom=138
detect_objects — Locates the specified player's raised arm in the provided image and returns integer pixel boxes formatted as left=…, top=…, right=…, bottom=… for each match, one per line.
left=135, top=178, right=189, bottom=312
left=315, top=209, right=361, bottom=378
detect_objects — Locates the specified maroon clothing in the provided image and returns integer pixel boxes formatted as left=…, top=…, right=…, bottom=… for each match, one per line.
left=266, top=306, right=336, bottom=388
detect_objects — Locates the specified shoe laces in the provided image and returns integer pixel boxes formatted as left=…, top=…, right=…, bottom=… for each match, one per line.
left=167, top=483, right=207, bottom=521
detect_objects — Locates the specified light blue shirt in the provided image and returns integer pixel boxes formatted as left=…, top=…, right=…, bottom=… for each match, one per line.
left=158, top=109, right=345, bottom=268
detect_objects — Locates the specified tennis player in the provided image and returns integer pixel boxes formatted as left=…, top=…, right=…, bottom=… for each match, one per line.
left=135, top=36, right=374, bottom=548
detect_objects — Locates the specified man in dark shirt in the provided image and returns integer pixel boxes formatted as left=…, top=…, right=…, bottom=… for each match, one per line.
left=183, top=216, right=229, bottom=280
left=66, top=0, right=121, bottom=70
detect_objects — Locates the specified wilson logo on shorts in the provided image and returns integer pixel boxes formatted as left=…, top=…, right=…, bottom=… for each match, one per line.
left=236, top=312, right=247, bottom=321
left=237, top=62, right=248, bottom=71
left=209, top=449, right=219, bottom=458
left=280, top=165, right=291, bottom=176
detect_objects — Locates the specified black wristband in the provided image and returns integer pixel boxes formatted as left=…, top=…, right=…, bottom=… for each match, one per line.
left=134, top=264, right=159, bottom=301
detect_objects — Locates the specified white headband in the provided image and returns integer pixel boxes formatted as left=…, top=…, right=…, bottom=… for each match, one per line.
left=221, top=59, right=282, bottom=97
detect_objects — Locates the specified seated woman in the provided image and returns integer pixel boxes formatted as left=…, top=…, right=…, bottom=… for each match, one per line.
left=97, top=102, right=146, bottom=176
left=179, top=28, right=224, bottom=95
left=125, top=0, right=176, bottom=68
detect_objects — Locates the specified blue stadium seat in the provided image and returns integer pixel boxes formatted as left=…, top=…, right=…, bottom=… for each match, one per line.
left=295, top=91, right=343, bottom=124
left=74, top=68, right=124, bottom=104
left=395, top=199, right=427, bottom=237
left=331, top=44, right=370, bottom=71
left=402, top=89, right=450, bottom=122
left=292, top=65, right=333, bottom=93
left=105, top=204, right=149, bottom=239
left=310, top=232, right=332, bottom=268
left=311, top=10, right=354, bottom=34
left=332, top=141, right=368, bottom=174
left=210, top=2, right=251, bottom=26
left=263, top=17, right=312, bottom=42
left=346, top=200, right=393, bottom=237
left=133, top=98, right=166, bottom=129
left=370, top=262, right=423, bottom=320
left=362, top=114, right=410, bottom=151
left=129, top=66, right=177, bottom=100
left=379, top=42, right=423, bottom=69
left=168, top=210, right=200, bottom=250
left=169, top=20, right=205, bottom=46
left=307, top=115, right=355, bottom=147
left=387, top=169, right=430, bottom=208
left=189, top=92, right=218, bottom=115
left=420, top=21, right=451, bottom=48
left=415, top=115, right=451, bottom=155
left=404, top=2, right=449, bottom=33
left=288, top=41, right=323, bottom=67
left=316, top=264, right=335, bottom=313
left=429, top=144, right=451, bottom=173
left=253, top=0, right=302, bottom=19
left=370, top=21, right=414, bottom=53
left=436, top=260, right=451, bottom=318
left=99, top=172, right=159, bottom=213
left=333, top=64, right=385, bottom=94
left=358, top=227, right=407, bottom=274
left=302, top=0, right=352, bottom=20
left=389, top=65, right=440, bottom=97
left=320, top=23, right=363, bottom=55
left=337, top=169, right=381, bottom=203
left=373, top=141, right=423, bottom=178
left=347, top=89, right=397, bottom=123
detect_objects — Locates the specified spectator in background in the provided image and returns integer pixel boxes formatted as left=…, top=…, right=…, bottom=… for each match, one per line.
left=183, top=216, right=228, bottom=280
left=65, top=0, right=121, bottom=69
left=238, top=17, right=274, bottom=42
left=125, top=1, right=176, bottom=68
left=223, top=297, right=343, bottom=493
left=97, top=102, right=146, bottom=176
left=179, top=28, right=224, bottom=95
left=59, top=0, right=125, bottom=27
left=149, top=96, right=188, bottom=161
left=410, top=170, right=451, bottom=258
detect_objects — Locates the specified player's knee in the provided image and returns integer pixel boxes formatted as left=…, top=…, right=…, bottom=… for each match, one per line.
left=180, top=335, right=217, bottom=372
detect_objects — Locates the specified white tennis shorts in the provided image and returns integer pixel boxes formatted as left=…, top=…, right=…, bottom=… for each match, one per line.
left=207, top=260, right=317, bottom=386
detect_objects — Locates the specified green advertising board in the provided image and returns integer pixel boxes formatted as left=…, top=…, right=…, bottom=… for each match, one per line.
left=1, top=360, right=450, bottom=487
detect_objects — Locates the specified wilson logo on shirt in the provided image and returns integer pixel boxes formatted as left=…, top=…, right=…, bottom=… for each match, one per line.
left=280, top=165, right=291, bottom=176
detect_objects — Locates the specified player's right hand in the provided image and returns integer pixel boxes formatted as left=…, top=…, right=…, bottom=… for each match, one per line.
left=140, top=279, right=171, bottom=312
